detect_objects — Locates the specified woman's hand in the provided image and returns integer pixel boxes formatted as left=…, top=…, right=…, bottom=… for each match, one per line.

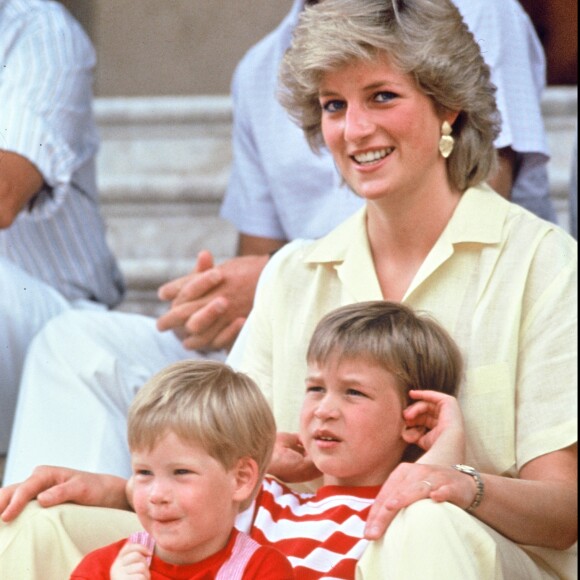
left=403, top=389, right=465, bottom=465
left=267, top=432, right=322, bottom=483
left=0, top=466, right=130, bottom=522
left=364, top=462, right=478, bottom=540
left=365, top=391, right=470, bottom=540
left=110, top=542, right=151, bottom=580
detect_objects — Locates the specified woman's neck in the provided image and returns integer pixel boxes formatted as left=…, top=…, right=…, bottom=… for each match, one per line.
left=366, top=187, right=462, bottom=301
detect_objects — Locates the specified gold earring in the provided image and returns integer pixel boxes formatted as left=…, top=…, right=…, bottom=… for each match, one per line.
left=439, top=121, right=455, bottom=159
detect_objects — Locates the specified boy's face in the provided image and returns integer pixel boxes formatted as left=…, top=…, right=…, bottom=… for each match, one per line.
left=130, top=431, right=240, bottom=565
left=301, top=356, right=408, bottom=487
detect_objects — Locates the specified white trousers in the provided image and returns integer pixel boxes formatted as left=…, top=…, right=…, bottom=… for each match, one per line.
left=0, top=258, right=70, bottom=455
left=0, top=500, right=573, bottom=580
left=356, top=500, right=574, bottom=580
left=4, top=309, right=224, bottom=484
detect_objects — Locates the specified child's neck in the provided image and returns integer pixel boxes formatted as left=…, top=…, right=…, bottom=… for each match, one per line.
left=322, top=473, right=391, bottom=488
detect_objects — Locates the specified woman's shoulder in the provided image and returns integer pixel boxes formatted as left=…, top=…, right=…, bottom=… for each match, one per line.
left=465, top=185, right=576, bottom=256
left=262, top=238, right=318, bottom=280
left=504, top=199, right=577, bottom=257
left=267, top=209, right=367, bottom=275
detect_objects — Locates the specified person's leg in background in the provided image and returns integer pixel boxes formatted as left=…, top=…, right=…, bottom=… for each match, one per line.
left=4, top=309, right=223, bottom=483
left=0, top=258, right=70, bottom=457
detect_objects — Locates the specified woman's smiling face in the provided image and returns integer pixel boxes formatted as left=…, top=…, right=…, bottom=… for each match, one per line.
left=319, top=55, right=453, bottom=205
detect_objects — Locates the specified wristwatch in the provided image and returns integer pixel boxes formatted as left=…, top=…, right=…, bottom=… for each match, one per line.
left=452, top=464, right=484, bottom=512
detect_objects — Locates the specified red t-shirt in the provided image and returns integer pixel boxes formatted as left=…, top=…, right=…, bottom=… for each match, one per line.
left=70, top=528, right=294, bottom=579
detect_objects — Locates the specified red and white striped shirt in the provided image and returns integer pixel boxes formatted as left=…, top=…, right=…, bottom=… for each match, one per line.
left=238, top=477, right=381, bottom=579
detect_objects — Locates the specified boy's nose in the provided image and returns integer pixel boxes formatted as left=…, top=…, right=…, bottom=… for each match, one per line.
left=148, top=481, right=171, bottom=504
left=314, top=396, right=340, bottom=420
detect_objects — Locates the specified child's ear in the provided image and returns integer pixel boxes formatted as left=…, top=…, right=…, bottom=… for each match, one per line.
left=401, top=424, right=427, bottom=445
left=231, top=457, right=260, bottom=504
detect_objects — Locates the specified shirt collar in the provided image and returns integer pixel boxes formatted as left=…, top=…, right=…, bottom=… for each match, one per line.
left=304, top=184, right=508, bottom=266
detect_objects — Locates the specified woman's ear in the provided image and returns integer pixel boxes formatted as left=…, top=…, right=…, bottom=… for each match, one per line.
left=231, top=457, right=260, bottom=505
left=445, top=110, right=460, bottom=128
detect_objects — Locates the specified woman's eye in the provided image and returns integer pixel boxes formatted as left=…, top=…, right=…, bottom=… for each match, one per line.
left=321, top=100, right=345, bottom=113
left=375, top=91, right=397, bottom=103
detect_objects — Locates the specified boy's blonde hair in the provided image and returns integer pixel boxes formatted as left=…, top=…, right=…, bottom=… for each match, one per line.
left=128, top=360, right=276, bottom=489
left=307, top=301, right=463, bottom=400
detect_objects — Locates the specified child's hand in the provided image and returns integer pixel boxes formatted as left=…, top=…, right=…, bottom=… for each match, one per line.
left=110, top=542, right=152, bottom=580
left=403, top=390, right=465, bottom=465
left=268, top=432, right=322, bottom=483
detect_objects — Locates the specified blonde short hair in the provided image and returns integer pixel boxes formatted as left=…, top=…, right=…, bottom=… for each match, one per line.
left=128, top=360, right=276, bottom=488
left=307, top=301, right=463, bottom=399
left=279, top=0, right=501, bottom=191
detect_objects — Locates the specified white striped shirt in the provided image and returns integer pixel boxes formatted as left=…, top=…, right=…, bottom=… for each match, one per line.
left=237, top=476, right=380, bottom=579
left=220, top=0, right=556, bottom=242
left=0, top=0, right=124, bottom=306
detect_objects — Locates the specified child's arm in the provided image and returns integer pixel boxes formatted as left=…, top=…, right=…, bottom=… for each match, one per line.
left=403, top=390, right=465, bottom=466
left=110, top=542, right=152, bottom=580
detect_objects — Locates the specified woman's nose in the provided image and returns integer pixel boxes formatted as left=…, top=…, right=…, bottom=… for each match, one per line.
left=344, top=105, right=375, bottom=142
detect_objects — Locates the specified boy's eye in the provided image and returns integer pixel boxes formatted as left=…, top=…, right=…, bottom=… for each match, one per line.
left=174, top=469, right=194, bottom=476
left=346, top=388, right=367, bottom=398
left=306, top=385, right=325, bottom=394
left=135, top=469, right=152, bottom=477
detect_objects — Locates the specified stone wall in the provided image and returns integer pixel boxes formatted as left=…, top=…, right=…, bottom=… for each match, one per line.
left=59, top=0, right=294, bottom=96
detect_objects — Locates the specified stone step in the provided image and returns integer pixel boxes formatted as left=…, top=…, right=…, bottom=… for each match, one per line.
left=94, top=88, right=577, bottom=317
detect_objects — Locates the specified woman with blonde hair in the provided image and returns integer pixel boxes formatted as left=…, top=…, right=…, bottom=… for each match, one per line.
left=231, top=0, right=577, bottom=576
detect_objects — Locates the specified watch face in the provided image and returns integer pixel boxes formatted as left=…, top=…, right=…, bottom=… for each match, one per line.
left=456, top=464, right=474, bottom=473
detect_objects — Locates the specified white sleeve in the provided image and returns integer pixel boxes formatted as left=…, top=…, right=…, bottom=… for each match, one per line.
left=0, top=5, right=99, bottom=191
left=219, top=59, right=285, bottom=240
left=455, top=0, right=548, bottom=156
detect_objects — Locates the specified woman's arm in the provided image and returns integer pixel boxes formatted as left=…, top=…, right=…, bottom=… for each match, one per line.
left=364, top=444, right=578, bottom=549
left=0, top=466, right=131, bottom=522
left=475, top=445, right=577, bottom=549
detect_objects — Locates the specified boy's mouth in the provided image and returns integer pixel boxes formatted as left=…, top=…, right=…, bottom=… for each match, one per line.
left=313, top=429, right=341, bottom=443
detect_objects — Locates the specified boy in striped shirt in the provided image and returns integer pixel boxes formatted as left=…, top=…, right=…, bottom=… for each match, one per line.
left=237, top=301, right=465, bottom=578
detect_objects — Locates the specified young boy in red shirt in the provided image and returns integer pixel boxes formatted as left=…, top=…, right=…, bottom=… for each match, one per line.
left=71, top=360, right=294, bottom=579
